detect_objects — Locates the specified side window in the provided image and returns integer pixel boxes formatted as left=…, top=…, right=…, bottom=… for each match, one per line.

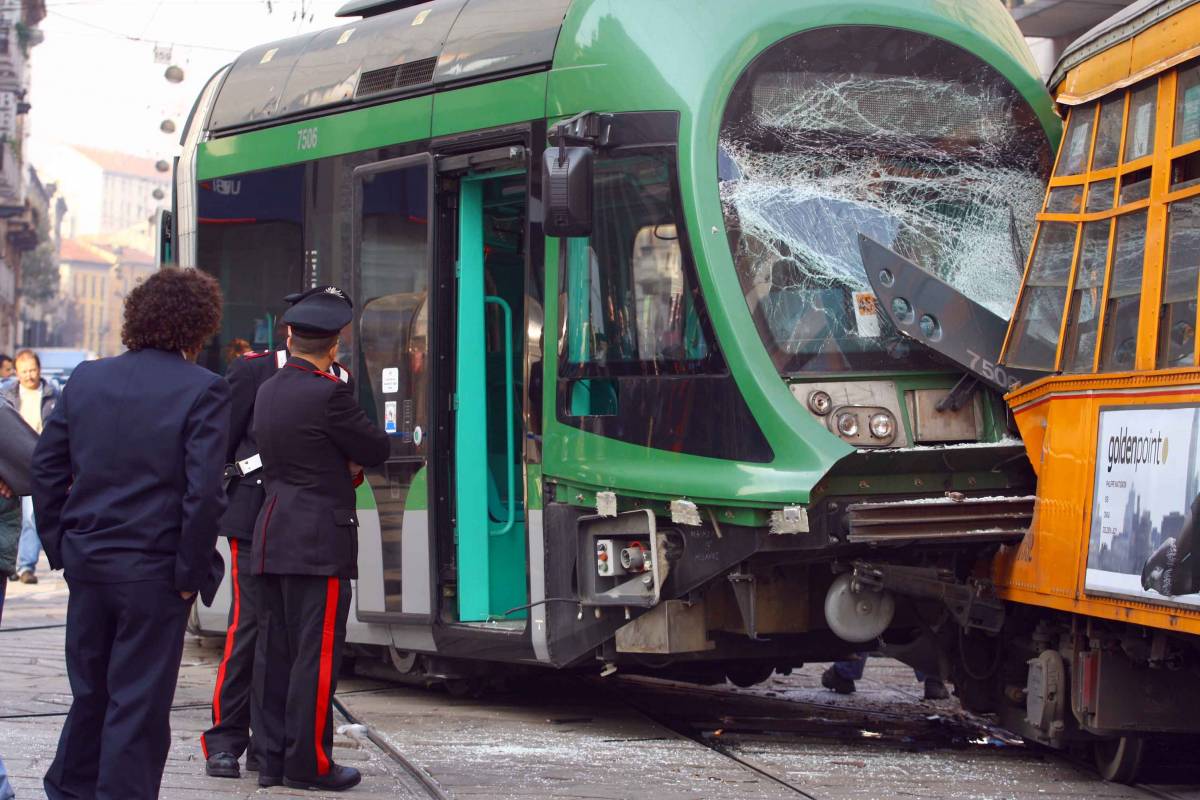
left=1091, top=97, right=1124, bottom=170
left=1055, top=105, right=1094, bottom=176
left=561, top=151, right=721, bottom=376
left=1124, top=82, right=1158, bottom=163
left=1062, top=220, right=1112, bottom=373
left=1177, top=62, right=1200, bottom=146
left=1157, top=197, right=1200, bottom=368
left=1006, top=222, right=1077, bottom=370
left=1099, top=211, right=1148, bottom=372
left=196, top=165, right=306, bottom=371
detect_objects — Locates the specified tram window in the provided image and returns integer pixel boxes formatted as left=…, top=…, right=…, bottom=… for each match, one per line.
left=355, top=163, right=430, bottom=451
left=1046, top=185, right=1083, bottom=213
left=1157, top=198, right=1200, bottom=368
left=1124, top=82, right=1158, bottom=162
left=196, top=165, right=305, bottom=370
left=1092, top=97, right=1124, bottom=169
left=1119, top=167, right=1152, bottom=204
left=1056, top=105, right=1094, bottom=176
left=1175, top=63, right=1200, bottom=146
left=1099, top=211, right=1148, bottom=372
left=1172, top=151, right=1200, bottom=191
left=1085, top=179, right=1115, bottom=212
left=561, top=151, right=719, bottom=375
left=1062, top=221, right=1112, bottom=373
left=1006, top=222, right=1077, bottom=370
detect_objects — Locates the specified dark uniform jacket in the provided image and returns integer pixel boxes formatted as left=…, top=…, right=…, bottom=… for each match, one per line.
left=251, top=354, right=388, bottom=578
left=221, top=350, right=284, bottom=541
left=30, top=349, right=231, bottom=601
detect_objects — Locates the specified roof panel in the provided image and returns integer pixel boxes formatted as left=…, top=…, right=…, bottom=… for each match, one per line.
left=207, top=0, right=565, bottom=134
left=433, top=0, right=570, bottom=83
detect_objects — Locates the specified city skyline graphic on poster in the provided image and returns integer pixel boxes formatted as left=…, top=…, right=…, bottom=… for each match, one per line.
left=1087, top=405, right=1200, bottom=608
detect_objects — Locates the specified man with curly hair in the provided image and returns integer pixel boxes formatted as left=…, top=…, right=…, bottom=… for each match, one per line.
left=32, top=267, right=231, bottom=800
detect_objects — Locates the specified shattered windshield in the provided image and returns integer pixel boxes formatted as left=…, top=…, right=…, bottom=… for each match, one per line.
left=719, top=26, right=1051, bottom=374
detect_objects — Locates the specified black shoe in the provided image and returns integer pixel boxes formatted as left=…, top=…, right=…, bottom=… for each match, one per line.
left=244, top=752, right=260, bottom=773
left=284, top=765, right=362, bottom=792
left=205, top=752, right=240, bottom=779
left=258, top=774, right=283, bottom=787
left=924, top=678, right=950, bottom=701
left=821, top=666, right=856, bottom=695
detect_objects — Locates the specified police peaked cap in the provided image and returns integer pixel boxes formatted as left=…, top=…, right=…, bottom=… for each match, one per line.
left=282, top=285, right=353, bottom=336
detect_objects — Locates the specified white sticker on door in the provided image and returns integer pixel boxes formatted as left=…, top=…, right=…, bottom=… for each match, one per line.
left=381, top=367, right=399, bottom=394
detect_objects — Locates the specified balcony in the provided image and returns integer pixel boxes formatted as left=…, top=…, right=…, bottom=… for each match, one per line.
left=0, top=25, right=23, bottom=93
left=0, top=138, right=23, bottom=211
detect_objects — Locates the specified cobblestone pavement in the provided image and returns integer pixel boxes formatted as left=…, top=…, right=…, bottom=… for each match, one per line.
left=3, top=560, right=1199, bottom=799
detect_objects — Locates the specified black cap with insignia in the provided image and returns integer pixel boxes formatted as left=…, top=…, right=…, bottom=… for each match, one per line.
left=282, top=285, right=353, bottom=336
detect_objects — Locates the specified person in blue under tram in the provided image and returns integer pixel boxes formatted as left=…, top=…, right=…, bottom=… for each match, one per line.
left=203, top=298, right=351, bottom=780
left=250, top=286, right=389, bottom=792
left=32, top=268, right=231, bottom=800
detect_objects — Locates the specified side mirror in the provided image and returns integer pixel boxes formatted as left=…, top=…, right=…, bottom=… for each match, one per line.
left=156, top=208, right=175, bottom=268
left=542, top=145, right=592, bottom=238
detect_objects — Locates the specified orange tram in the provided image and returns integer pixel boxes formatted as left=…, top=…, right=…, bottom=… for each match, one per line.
left=946, top=0, right=1200, bottom=782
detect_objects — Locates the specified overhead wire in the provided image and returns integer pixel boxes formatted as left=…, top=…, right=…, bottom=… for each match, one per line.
left=48, top=10, right=244, bottom=53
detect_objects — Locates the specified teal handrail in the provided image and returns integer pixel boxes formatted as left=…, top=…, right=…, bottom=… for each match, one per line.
left=485, top=295, right=516, bottom=536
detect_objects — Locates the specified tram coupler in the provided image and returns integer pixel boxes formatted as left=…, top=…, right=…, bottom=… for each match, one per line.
left=848, top=560, right=1006, bottom=633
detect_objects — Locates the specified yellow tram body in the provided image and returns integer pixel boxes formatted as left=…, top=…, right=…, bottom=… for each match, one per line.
left=1000, top=0, right=1200, bottom=636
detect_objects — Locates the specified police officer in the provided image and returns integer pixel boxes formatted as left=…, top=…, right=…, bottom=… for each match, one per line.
left=202, top=298, right=351, bottom=779
left=250, top=286, right=389, bottom=791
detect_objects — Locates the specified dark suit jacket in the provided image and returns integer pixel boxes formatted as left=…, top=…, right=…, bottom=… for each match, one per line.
left=31, top=348, right=231, bottom=602
left=220, top=350, right=282, bottom=541
left=252, top=354, right=388, bottom=578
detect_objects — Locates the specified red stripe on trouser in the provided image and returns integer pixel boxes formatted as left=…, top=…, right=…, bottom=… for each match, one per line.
left=314, top=577, right=339, bottom=776
left=202, top=539, right=241, bottom=760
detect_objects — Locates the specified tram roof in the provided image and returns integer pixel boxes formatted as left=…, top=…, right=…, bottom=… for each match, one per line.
left=206, top=0, right=571, bottom=135
left=1049, top=0, right=1200, bottom=88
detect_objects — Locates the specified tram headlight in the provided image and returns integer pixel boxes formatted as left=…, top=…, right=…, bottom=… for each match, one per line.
left=807, top=390, right=832, bottom=416
left=835, top=412, right=859, bottom=438
left=869, top=411, right=896, bottom=441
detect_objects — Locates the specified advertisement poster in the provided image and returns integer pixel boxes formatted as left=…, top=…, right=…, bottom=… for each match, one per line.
left=1086, top=405, right=1200, bottom=609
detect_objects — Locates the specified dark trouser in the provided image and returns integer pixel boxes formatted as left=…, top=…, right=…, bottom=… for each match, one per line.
left=252, top=574, right=350, bottom=781
left=201, top=538, right=258, bottom=759
left=44, top=578, right=191, bottom=800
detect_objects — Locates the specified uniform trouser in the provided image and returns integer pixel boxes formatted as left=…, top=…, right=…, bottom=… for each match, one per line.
left=201, top=538, right=258, bottom=759
left=44, top=578, right=192, bottom=800
left=252, top=574, right=350, bottom=780
left=834, top=655, right=933, bottom=683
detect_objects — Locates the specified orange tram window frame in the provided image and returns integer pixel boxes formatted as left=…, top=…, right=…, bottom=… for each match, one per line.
left=998, top=48, right=1200, bottom=635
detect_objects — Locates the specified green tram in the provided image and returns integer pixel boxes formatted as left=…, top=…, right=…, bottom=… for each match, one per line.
left=178, top=0, right=1059, bottom=684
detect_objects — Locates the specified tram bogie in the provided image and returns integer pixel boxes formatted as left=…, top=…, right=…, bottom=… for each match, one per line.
left=177, top=0, right=1057, bottom=684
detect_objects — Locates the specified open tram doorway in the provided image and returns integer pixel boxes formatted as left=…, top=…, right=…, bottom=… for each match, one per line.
left=452, top=168, right=530, bottom=624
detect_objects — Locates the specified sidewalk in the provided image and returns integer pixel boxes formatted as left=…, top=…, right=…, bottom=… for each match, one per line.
left=0, top=559, right=397, bottom=800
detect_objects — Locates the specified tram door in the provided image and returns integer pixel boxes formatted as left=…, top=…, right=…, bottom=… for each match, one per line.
left=453, top=167, right=530, bottom=622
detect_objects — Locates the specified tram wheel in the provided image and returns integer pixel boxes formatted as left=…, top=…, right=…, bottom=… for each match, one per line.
left=725, top=664, right=774, bottom=688
left=1092, top=736, right=1145, bottom=783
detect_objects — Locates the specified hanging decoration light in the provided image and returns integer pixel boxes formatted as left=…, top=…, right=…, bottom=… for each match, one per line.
left=152, top=188, right=166, bottom=201
left=164, top=64, right=185, bottom=83
left=155, top=160, right=170, bottom=173
left=160, top=119, right=177, bottom=134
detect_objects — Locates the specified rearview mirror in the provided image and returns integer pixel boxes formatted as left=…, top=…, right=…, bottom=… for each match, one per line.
left=542, top=145, right=593, bottom=238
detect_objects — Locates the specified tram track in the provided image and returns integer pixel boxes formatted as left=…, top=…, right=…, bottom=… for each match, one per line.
left=332, top=694, right=450, bottom=800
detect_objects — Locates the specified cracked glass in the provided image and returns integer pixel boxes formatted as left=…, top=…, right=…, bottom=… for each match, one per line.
left=719, top=27, right=1051, bottom=375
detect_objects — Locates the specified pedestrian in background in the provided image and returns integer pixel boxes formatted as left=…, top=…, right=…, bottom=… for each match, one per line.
left=33, top=268, right=231, bottom=800
left=251, top=286, right=388, bottom=792
left=3, top=349, right=58, bottom=584
left=0, top=354, right=13, bottom=383
left=224, top=337, right=252, bottom=367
